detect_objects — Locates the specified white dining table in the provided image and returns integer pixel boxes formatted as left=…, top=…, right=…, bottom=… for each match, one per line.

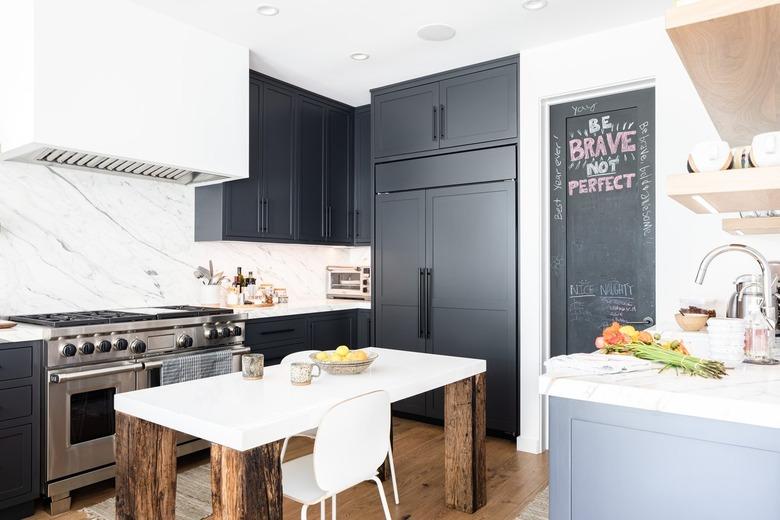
left=113, top=347, right=487, bottom=520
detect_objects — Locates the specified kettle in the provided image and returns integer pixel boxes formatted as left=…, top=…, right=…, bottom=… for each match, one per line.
left=727, top=274, right=765, bottom=320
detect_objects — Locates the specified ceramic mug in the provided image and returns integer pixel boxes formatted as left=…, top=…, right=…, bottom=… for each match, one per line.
left=687, top=140, right=732, bottom=173
left=290, top=362, right=321, bottom=386
left=750, top=132, right=780, bottom=167
left=242, top=353, right=264, bottom=380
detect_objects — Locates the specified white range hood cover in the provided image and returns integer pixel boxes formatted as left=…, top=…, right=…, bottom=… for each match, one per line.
left=0, top=0, right=249, bottom=185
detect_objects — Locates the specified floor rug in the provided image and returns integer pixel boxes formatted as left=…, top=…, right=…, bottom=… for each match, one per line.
left=517, top=486, right=548, bottom=520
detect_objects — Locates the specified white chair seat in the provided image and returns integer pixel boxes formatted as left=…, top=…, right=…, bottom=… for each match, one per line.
left=282, top=455, right=326, bottom=505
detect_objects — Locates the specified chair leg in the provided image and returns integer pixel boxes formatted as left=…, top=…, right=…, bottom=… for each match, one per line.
left=281, top=436, right=290, bottom=462
left=371, top=477, right=392, bottom=520
left=320, top=499, right=325, bottom=520
left=388, top=447, right=399, bottom=505
left=300, top=503, right=308, bottom=520
left=332, top=493, right=337, bottom=520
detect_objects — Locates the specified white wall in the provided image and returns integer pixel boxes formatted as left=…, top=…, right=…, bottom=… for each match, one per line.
left=0, top=161, right=369, bottom=315
left=517, top=17, right=780, bottom=453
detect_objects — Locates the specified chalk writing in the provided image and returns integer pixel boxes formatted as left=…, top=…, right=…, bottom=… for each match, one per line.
left=571, top=103, right=598, bottom=115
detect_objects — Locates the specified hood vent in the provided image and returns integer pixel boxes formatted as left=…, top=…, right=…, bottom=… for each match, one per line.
left=27, top=147, right=223, bottom=184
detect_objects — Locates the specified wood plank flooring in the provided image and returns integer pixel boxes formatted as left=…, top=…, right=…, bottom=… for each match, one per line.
left=29, top=418, right=548, bottom=520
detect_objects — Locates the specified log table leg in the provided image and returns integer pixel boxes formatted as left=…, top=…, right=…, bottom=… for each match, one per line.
left=444, top=373, right=486, bottom=513
left=211, top=441, right=283, bottom=520
left=115, top=412, right=178, bottom=520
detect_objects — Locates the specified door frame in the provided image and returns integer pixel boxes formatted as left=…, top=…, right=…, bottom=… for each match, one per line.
left=537, top=77, right=656, bottom=452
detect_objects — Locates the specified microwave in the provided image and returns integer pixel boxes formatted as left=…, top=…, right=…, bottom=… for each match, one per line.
left=327, top=265, right=371, bottom=300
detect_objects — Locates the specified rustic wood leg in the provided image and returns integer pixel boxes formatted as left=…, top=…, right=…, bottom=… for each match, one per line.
left=211, top=441, right=283, bottom=520
left=377, top=419, right=394, bottom=481
left=444, top=373, right=486, bottom=513
left=115, top=412, right=177, bottom=520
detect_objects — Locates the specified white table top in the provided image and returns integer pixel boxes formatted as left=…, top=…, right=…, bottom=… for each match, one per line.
left=540, top=363, right=780, bottom=430
left=115, top=348, right=485, bottom=451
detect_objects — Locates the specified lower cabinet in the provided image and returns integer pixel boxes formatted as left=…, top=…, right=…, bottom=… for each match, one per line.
left=308, top=312, right=354, bottom=350
left=356, top=309, right=372, bottom=347
left=0, top=342, right=41, bottom=519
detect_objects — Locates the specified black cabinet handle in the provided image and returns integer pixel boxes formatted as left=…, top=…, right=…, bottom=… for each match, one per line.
left=263, top=199, right=269, bottom=233
left=419, top=268, right=425, bottom=338
left=426, top=268, right=432, bottom=338
left=327, top=206, right=332, bottom=237
left=355, top=210, right=360, bottom=238
left=432, top=106, right=438, bottom=141
left=257, top=198, right=263, bottom=234
left=260, top=328, right=296, bottom=336
left=322, top=207, right=326, bottom=237
left=440, top=104, right=445, bottom=139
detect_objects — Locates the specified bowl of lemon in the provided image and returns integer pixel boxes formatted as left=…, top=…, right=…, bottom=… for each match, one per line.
left=310, top=345, right=378, bottom=375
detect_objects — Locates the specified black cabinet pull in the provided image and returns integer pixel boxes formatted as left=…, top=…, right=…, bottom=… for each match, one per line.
left=419, top=268, right=425, bottom=338
left=257, top=198, right=263, bottom=234
left=355, top=210, right=360, bottom=238
left=432, top=106, right=438, bottom=141
left=327, top=206, right=332, bottom=237
left=440, top=104, right=445, bottom=139
left=426, top=268, right=432, bottom=338
left=260, top=328, right=296, bottom=336
left=263, top=199, right=269, bottom=233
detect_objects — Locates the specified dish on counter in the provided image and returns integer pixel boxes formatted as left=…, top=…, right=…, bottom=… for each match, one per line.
left=674, top=313, right=708, bottom=332
left=310, top=346, right=378, bottom=375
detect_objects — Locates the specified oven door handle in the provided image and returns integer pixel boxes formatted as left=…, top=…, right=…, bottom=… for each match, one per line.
left=141, top=346, right=251, bottom=371
left=49, top=363, right=142, bottom=383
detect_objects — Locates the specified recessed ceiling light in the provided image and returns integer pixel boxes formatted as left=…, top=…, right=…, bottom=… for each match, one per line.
left=522, top=0, right=548, bottom=10
left=417, top=24, right=457, bottom=42
left=350, top=52, right=370, bottom=61
left=256, top=5, right=279, bottom=16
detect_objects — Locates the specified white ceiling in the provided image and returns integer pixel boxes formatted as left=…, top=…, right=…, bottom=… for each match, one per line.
left=133, top=0, right=670, bottom=106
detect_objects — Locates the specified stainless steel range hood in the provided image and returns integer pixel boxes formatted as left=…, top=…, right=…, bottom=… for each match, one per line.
left=0, top=0, right=249, bottom=185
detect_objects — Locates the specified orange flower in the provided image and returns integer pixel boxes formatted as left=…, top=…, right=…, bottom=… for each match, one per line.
left=637, top=331, right=654, bottom=344
left=603, top=327, right=627, bottom=345
left=594, top=336, right=606, bottom=349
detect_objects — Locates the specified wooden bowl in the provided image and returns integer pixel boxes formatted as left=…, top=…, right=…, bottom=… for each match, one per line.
left=674, top=313, right=709, bottom=332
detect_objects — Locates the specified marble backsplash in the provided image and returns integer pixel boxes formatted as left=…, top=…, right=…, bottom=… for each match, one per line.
left=0, top=162, right=370, bottom=315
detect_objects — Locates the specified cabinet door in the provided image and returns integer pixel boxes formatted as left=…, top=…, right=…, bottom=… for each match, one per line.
left=439, top=64, right=518, bottom=149
left=353, top=106, right=372, bottom=244
left=425, top=182, right=517, bottom=434
left=261, top=83, right=296, bottom=240
left=375, top=191, right=427, bottom=415
left=0, top=424, right=32, bottom=503
left=225, top=80, right=262, bottom=238
left=373, top=83, right=439, bottom=158
left=325, top=107, right=352, bottom=244
left=297, top=96, right=327, bottom=241
left=308, top=313, right=355, bottom=350
left=356, top=309, right=372, bottom=347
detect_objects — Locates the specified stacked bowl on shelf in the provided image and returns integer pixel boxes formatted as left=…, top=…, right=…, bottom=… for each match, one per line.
left=707, top=318, right=746, bottom=367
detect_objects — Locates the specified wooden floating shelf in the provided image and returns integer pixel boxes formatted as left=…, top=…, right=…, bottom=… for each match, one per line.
left=723, top=215, right=780, bottom=235
left=667, top=166, right=780, bottom=213
left=666, top=0, right=780, bottom=146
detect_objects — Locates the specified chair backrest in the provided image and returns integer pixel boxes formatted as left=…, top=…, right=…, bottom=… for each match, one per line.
left=312, top=390, right=391, bottom=493
left=279, top=350, right=319, bottom=366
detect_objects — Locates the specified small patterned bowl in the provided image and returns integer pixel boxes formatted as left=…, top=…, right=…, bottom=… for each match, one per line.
left=309, top=350, right=379, bottom=375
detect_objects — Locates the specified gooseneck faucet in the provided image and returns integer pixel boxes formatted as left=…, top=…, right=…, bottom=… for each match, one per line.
left=695, top=244, right=777, bottom=329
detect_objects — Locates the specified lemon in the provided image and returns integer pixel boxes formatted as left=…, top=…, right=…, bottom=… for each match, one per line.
left=315, top=351, right=329, bottom=361
left=348, top=350, right=368, bottom=361
left=335, top=345, right=350, bottom=356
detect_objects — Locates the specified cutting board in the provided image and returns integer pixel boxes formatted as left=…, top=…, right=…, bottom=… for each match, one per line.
left=0, top=321, right=17, bottom=329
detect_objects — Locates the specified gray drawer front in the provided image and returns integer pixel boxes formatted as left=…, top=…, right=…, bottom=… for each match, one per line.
left=246, top=318, right=307, bottom=346
left=0, top=347, right=32, bottom=382
left=0, top=386, right=32, bottom=422
left=0, top=423, right=32, bottom=502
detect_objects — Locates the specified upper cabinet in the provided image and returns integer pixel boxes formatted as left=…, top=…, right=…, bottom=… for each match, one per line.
left=195, top=73, right=358, bottom=246
left=666, top=0, right=780, bottom=145
left=372, top=57, right=518, bottom=161
left=353, top=106, right=372, bottom=245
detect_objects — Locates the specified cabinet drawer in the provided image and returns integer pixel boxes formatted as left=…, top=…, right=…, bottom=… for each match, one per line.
left=246, top=318, right=307, bottom=346
left=0, top=423, right=32, bottom=502
left=250, top=341, right=308, bottom=367
left=0, top=347, right=32, bottom=382
left=0, top=386, right=32, bottom=422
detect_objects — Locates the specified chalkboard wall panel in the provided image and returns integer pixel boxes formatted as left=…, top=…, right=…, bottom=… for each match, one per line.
left=550, top=88, right=655, bottom=356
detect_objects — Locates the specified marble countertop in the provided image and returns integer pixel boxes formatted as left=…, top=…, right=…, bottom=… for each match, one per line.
left=115, top=347, right=484, bottom=451
left=0, top=323, right=46, bottom=344
left=540, top=364, right=780, bottom=429
left=228, top=299, right=370, bottom=320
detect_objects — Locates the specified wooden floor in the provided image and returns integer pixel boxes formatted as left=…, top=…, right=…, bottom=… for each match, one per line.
left=29, top=418, right=548, bottom=520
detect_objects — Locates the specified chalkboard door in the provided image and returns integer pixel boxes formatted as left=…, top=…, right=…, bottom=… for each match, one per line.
left=549, top=88, right=655, bottom=356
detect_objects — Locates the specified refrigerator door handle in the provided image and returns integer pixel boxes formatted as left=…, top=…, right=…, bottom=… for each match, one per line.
left=426, top=268, right=432, bottom=339
left=419, top=268, right=425, bottom=338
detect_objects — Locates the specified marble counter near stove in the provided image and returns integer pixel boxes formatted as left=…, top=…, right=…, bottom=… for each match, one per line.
left=0, top=324, right=46, bottom=344
left=226, top=299, right=370, bottom=321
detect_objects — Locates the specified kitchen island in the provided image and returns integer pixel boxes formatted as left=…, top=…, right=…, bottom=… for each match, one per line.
left=114, top=347, right=486, bottom=519
left=540, top=364, right=780, bottom=520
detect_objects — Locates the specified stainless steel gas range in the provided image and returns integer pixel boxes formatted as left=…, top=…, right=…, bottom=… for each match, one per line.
left=9, top=306, right=248, bottom=515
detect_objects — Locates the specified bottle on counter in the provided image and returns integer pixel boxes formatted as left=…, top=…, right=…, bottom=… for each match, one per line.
left=244, top=271, right=257, bottom=300
left=744, top=308, right=775, bottom=364
left=234, top=267, right=245, bottom=291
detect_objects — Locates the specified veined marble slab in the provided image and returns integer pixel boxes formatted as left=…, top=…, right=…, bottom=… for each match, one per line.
left=540, top=364, right=780, bottom=430
left=0, top=324, right=46, bottom=343
left=231, top=299, right=370, bottom=320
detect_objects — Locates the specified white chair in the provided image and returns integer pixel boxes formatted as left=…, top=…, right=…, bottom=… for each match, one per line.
left=282, top=390, right=394, bottom=520
left=278, top=351, right=400, bottom=506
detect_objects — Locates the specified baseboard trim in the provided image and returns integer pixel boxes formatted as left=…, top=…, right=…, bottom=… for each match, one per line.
left=516, top=435, right=544, bottom=454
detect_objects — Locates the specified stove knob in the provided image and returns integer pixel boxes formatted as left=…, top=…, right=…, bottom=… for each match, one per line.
left=218, top=326, right=232, bottom=338
left=204, top=327, right=218, bottom=340
left=130, top=339, right=146, bottom=354
left=60, top=344, right=77, bottom=357
left=113, top=338, right=129, bottom=351
left=97, top=340, right=112, bottom=353
left=80, top=342, right=95, bottom=355
left=176, top=334, right=193, bottom=349
left=230, top=325, right=243, bottom=337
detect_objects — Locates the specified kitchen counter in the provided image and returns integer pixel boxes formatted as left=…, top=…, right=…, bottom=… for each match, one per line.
left=0, top=324, right=46, bottom=344
left=228, top=298, right=370, bottom=321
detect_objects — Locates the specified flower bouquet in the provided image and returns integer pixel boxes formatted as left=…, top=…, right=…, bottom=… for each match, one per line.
left=595, top=322, right=727, bottom=379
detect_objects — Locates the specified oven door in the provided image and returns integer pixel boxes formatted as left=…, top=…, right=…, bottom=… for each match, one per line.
left=47, top=362, right=140, bottom=481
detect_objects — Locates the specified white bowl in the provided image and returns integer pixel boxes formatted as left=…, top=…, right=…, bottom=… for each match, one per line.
left=708, top=317, right=746, bottom=328
left=751, top=132, right=780, bottom=167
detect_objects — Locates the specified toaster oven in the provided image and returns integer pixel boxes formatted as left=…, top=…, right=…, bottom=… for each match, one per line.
left=327, top=266, right=371, bottom=300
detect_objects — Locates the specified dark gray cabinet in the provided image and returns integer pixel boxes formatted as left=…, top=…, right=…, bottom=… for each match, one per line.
left=352, top=106, right=372, bottom=245
left=308, top=312, right=355, bottom=350
left=356, top=309, right=372, bottom=347
left=0, top=342, right=41, bottom=519
left=375, top=182, right=517, bottom=434
left=371, top=57, right=518, bottom=161
left=297, top=96, right=327, bottom=242
left=261, top=83, right=296, bottom=240
left=325, top=107, right=352, bottom=243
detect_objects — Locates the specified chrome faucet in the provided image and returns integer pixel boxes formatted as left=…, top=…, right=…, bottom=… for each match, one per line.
left=695, top=244, right=777, bottom=328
